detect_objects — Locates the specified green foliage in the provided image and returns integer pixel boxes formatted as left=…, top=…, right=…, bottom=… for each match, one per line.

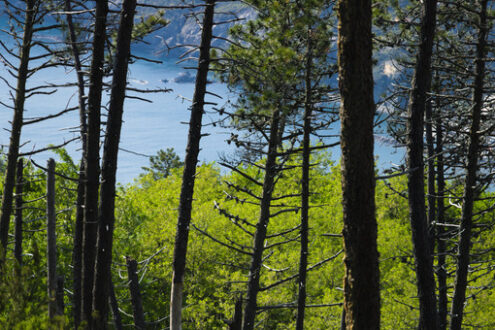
left=132, top=10, right=169, bottom=40
left=141, top=148, right=184, bottom=180
left=3, top=1, right=495, bottom=328
left=0, top=148, right=7, bottom=173
left=2, top=149, right=495, bottom=328
left=0, top=149, right=78, bottom=328
left=214, top=0, right=335, bottom=122
left=111, top=153, right=408, bottom=328
left=114, top=164, right=226, bottom=328
left=0, top=241, right=68, bottom=329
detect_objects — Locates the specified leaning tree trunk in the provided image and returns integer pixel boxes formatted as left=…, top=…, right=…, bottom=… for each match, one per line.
left=242, top=109, right=281, bottom=330
left=0, top=0, right=35, bottom=263
left=65, top=0, right=88, bottom=326
left=337, top=1, right=379, bottom=329
left=449, top=2, right=488, bottom=328
left=169, top=1, right=215, bottom=328
left=405, top=0, right=438, bottom=328
left=65, top=0, right=89, bottom=326
left=91, top=0, right=136, bottom=327
left=81, top=0, right=108, bottom=325
left=296, top=34, right=313, bottom=330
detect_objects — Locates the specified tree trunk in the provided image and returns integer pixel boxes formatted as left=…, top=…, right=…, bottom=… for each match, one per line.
left=340, top=308, right=346, bottom=329
left=449, top=2, right=488, bottom=328
left=109, top=280, right=123, bottom=330
left=91, top=0, right=136, bottom=327
left=126, top=257, right=146, bottom=329
left=296, top=33, right=313, bottom=330
left=0, top=0, right=35, bottom=263
left=65, top=0, right=88, bottom=326
left=230, top=297, right=243, bottom=330
left=74, top=165, right=86, bottom=326
left=169, top=1, right=215, bottom=328
left=56, top=275, right=65, bottom=316
left=425, top=89, right=436, bottom=253
left=14, top=159, right=24, bottom=266
left=81, top=0, right=108, bottom=325
left=337, top=1, right=380, bottom=329
left=405, top=0, right=438, bottom=328
left=435, top=96, right=447, bottom=330
left=242, top=109, right=281, bottom=330
left=46, top=158, right=57, bottom=320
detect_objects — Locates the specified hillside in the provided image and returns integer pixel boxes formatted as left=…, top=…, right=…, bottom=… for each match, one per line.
left=137, top=1, right=256, bottom=57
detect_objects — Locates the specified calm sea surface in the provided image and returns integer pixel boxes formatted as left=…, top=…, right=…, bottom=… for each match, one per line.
left=0, top=54, right=237, bottom=183
left=0, top=17, right=403, bottom=184
left=0, top=58, right=404, bottom=183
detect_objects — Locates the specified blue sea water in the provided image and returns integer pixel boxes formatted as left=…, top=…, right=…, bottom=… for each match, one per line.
left=0, top=14, right=404, bottom=184
left=0, top=9, right=242, bottom=183
left=0, top=55, right=404, bottom=184
left=0, top=51, right=238, bottom=183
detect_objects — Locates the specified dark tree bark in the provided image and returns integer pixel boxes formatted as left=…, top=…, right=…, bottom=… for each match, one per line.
left=14, top=159, right=24, bottom=266
left=46, top=158, right=57, bottom=320
left=425, top=77, right=437, bottom=325
left=81, top=0, right=108, bottom=325
left=405, top=0, right=438, bottom=328
left=56, top=275, right=65, bottom=316
left=230, top=297, right=243, bottom=330
left=435, top=98, right=447, bottom=330
left=449, top=2, right=488, bottom=328
left=169, top=1, right=215, bottom=328
left=296, top=34, right=313, bottom=330
left=0, top=0, right=35, bottom=263
left=340, top=308, right=346, bottom=330
left=72, top=89, right=86, bottom=326
left=425, top=94, right=436, bottom=251
left=242, top=109, right=281, bottom=330
left=91, top=0, right=136, bottom=327
left=65, top=0, right=88, bottom=326
left=109, top=280, right=123, bottom=330
left=126, top=257, right=146, bottom=329
left=337, top=1, right=380, bottom=329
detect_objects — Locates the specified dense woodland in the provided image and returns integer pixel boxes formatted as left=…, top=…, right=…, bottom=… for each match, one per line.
left=1, top=0, right=495, bottom=329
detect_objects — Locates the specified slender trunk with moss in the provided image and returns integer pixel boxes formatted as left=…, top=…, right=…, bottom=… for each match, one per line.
left=169, top=1, right=215, bottom=328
